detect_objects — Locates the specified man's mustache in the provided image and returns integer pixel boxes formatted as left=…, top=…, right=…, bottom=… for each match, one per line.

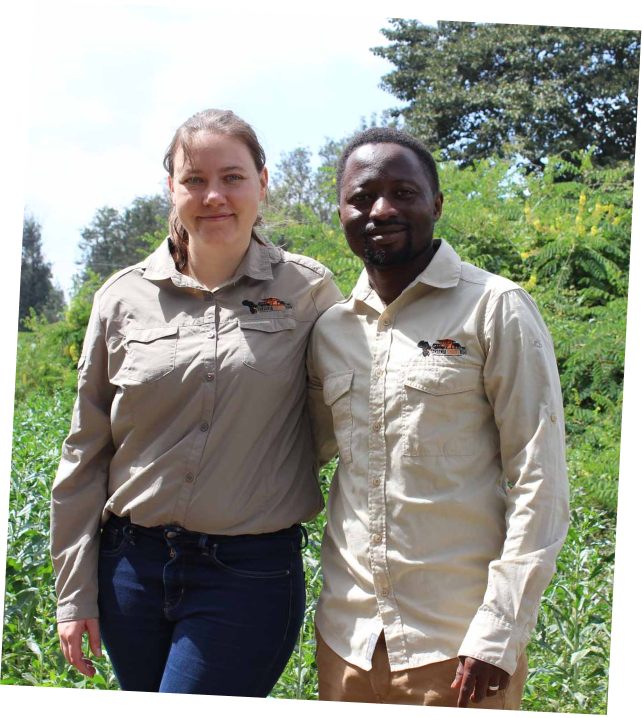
left=362, top=220, right=411, bottom=238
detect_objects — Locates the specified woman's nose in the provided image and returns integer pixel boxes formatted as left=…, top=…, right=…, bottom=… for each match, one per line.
left=203, top=184, right=225, bottom=205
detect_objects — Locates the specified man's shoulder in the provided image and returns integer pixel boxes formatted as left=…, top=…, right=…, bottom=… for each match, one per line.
left=459, top=261, right=522, bottom=299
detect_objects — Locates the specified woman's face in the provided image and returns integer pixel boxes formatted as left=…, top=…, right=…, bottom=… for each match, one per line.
left=169, top=131, right=267, bottom=253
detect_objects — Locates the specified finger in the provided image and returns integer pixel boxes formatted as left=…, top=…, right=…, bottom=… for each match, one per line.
left=472, top=673, right=490, bottom=703
left=86, top=618, right=102, bottom=658
left=458, top=664, right=476, bottom=708
left=67, top=628, right=94, bottom=677
left=486, top=672, right=502, bottom=697
left=451, top=659, right=465, bottom=689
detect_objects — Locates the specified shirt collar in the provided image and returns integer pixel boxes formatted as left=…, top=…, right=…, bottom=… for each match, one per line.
left=349, top=239, right=462, bottom=305
left=142, top=234, right=276, bottom=285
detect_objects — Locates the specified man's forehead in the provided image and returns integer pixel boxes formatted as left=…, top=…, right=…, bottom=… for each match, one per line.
left=343, top=143, right=426, bottom=184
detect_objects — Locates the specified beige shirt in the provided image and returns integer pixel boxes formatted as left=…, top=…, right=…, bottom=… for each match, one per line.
left=307, top=239, right=569, bottom=675
left=51, top=236, right=343, bottom=622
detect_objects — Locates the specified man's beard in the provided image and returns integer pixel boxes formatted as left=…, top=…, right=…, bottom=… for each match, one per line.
left=363, top=226, right=414, bottom=268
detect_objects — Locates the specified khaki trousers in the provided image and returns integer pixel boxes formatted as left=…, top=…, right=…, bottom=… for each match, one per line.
left=316, top=629, right=528, bottom=708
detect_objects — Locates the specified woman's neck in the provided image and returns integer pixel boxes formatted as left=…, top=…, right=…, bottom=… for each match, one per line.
left=182, top=235, right=253, bottom=291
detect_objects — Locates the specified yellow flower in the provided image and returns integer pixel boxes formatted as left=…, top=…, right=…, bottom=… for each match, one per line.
left=590, top=225, right=598, bottom=235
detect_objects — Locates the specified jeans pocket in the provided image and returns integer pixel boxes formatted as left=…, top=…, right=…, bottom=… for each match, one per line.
left=209, top=537, right=295, bottom=579
left=99, top=523, right=131, bottom=558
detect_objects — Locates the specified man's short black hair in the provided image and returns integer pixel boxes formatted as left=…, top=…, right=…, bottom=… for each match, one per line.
left=336, top=127, right=440, bottom=202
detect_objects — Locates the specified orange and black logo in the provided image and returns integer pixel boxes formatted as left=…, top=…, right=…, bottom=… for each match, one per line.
left=242, top=297, right=293, bottom=315
left=418, top=338, right=467, bottom=357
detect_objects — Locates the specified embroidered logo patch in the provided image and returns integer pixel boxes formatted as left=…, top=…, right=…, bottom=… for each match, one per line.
left=418, top=338, right=467, bottom=357
left=242, top=297, right=293, bottom=315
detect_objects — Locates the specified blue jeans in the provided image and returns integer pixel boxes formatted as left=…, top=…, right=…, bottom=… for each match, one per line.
left=97, top=514, right=307, bottom=695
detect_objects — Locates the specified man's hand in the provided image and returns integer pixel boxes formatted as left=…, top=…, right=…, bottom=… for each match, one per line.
left=58, top=618, right=101, bottom=678
left=451, top=655, right=510, bottom=708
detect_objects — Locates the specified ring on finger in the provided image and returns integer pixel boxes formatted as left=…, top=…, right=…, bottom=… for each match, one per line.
left=488, top=685, right=500, bottom=692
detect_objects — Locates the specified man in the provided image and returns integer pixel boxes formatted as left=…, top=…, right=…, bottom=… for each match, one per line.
left=307, top=128, right=569, bottom=708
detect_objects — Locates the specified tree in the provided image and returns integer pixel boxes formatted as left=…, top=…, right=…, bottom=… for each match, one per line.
left=19, top=214, right=65, bottom=329
left=77, top=193, right=171, bottom=282
left=372, top=21, right=640, bottom=169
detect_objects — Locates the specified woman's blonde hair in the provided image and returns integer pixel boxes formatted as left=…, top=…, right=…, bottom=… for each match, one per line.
left=163, top=109, right=266, bottom=269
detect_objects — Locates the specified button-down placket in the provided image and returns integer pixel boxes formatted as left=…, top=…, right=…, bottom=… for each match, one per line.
left=362, top=296, right=409, bottom=667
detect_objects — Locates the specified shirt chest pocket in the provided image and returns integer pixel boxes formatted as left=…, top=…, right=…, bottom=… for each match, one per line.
left=323, top=370, right=354, bottom=465
left=240, top=317, right=299, bottom=376
left=402, top=362, right=482, bottom=457
left=122, top=326, right=179, bottom=384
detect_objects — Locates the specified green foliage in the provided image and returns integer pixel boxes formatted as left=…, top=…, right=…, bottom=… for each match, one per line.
left=77, top=193, right=170, bottom=283
left=522, top=493, right=614, bottom=713
left=19, top=214, right=65, bottom=330
left=373, top=20, right=640, bottom=169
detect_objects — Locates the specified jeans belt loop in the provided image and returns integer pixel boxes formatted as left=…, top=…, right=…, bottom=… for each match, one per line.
left=198, top=534, right=209, bottom=556
left=299, top=525, right=309, bottom=550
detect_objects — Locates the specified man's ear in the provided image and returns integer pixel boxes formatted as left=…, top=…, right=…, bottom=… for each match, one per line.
left=337, top=206, right=344, bottom=230
left=434, top=192, right=444, bottom=221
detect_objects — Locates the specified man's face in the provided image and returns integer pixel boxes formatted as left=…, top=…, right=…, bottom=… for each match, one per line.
left=338, top=143, right=443, bottom=269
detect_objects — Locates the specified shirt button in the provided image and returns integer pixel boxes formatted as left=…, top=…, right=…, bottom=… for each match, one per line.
left=383, top=318, right=391, bottom=326
left=375, top=369, right=383, bottom=378
left=551, top=414, right=558, bottom=423
left=373, top=534, right=382, bottom=543
left=200, top=422, right=209, bottom=432
left=185, top=473, right=194, bottom=482
left=208, top=331, right=216, bottom=339
left=380, top=588, right=389, bottom=597
left=204, top=292, right=213, bottom=301
left=373, top=478, right=381, bottom=486
left=206, top=373, right=214, bottom=382
left=373, top=422, right=382, bottom=432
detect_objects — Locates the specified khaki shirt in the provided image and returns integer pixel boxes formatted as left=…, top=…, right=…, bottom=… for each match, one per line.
left=307, top=239, right=569, bottom=675
left=51, top=236, right=343, bottom=622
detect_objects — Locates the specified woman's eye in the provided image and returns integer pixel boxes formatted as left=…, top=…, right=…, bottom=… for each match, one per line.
left=226, top=174, right=243, bottom=182
left=186, top=177, right=202, bottom=184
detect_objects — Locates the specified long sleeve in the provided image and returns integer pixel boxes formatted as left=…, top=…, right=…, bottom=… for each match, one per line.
left=307, top=274, right=343, bottom=469
left=458, top=288, right=570, bottom=674
left=50, top=292, right=116, bottom=622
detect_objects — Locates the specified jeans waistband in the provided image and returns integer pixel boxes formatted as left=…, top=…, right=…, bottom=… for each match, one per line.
left=105, top=513, right=308, bottom=549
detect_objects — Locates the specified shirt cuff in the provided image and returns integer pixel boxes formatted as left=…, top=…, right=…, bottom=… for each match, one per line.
left=56, top=601, right=99, bottom=623
left=457, top=608, right=528, bottom=675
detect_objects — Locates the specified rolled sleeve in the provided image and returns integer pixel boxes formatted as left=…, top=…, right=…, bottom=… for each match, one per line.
left=458, top=288, right=570, bottom=674
left=50, top=292, right=116, bottom=622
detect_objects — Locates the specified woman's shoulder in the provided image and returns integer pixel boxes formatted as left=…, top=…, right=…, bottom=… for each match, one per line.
left=263, top=239, right=330, bottom=280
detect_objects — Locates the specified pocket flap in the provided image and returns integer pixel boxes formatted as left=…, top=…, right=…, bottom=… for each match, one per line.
left=323, top=370, right=354, bottom=406
left=125, top=326, right=179, bottom=345
left=404, top=364, right=480, bottom=396
left=239, top=317, right=296, bottom=333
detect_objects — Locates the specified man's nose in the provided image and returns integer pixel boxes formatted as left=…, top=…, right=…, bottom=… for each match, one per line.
left=370, top=196, right=397, bottom=221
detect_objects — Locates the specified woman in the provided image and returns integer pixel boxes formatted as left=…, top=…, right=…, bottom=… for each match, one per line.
left=51, top=109, right=343, bottom=695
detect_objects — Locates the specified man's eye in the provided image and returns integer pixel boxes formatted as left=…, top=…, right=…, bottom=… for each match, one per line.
left=351, top=193, right=370, bottom=203
left=397, top=189, right=414, bottom=197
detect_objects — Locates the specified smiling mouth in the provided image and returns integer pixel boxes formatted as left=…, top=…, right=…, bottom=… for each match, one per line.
left=366, top=226, right=408, bottom=243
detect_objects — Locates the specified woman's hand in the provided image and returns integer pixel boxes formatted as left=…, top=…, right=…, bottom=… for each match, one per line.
left=58, top=618, right=102, bottom=677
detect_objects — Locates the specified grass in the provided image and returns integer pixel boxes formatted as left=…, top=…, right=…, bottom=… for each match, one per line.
left=2, top=387, right=615, bottom=712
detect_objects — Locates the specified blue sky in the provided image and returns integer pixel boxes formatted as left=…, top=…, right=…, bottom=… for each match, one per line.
left=23, top=3, right=438, bottom=297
